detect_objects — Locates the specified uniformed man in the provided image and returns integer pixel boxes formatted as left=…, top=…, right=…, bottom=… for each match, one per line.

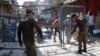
left=70, top=13, right=87, bottom=54
left=17, top=9, right=43, bottom=56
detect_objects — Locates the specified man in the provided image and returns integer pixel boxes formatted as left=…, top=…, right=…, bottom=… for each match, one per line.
left=63, top=15, right=72, bottom=43
left=70, top=13, right=87, bottom=54
left=87, top=12, right=95, bottom=42
left=52, top=16, right=62, bottom=43
left=17, top=9, right=43, bottom=56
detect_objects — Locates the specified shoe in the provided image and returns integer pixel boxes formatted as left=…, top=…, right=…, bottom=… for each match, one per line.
left=82, top=50, right=87, bottom=52
left=54, top=40, right=56, bottom=42
left=77, top=50, right=82, bottom=54
left=66, top=40, right=70, bottom=44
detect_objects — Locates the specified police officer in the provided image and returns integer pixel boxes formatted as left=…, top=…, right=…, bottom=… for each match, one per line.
left=70, top=13, right=87, bottom=54
left=17, top=9, right=43, bottom=56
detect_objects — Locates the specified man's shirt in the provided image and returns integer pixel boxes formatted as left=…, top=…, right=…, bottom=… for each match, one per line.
left=71, top=19, right=86, bottom=34
left=17, top=17, right=43, bottom=42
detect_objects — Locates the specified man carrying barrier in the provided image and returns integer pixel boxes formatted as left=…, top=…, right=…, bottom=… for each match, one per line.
left=69, top=13, right=87, bottom=54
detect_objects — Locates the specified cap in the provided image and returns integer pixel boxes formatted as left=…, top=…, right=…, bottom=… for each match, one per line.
left=66, top=15, right=71, bottom=17
left=26, top=9, right=34, bottom=15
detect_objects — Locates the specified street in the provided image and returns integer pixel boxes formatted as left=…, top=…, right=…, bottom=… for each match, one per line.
left=0, top=28, right=100, bottom=56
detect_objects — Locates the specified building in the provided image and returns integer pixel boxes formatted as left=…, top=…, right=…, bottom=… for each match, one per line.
left=48, top=0, right=100, bottom=29
left=11, top=0, right=19, bottom=13
left=39, top=0, right=51, bottom=19
left=71, top=0, right=100, bottom=29
left=46, top=0, right=77, bottom=18
left=0, top=0, right=18, bottom=16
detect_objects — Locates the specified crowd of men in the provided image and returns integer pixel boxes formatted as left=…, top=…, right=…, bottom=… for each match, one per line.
left=17, top=9, right=96, bottom=56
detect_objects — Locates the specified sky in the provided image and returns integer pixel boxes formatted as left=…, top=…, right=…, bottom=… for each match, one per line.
left=17, top=0, right=36, bottom=5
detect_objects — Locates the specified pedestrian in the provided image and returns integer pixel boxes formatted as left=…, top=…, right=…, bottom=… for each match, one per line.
left=69, top=13, right=87, bottom=54
left=63, top=15, right=72, bottom=43
left=87, top=12, right=95, bottom=42
left=52, top=16, right=62, bottom=43
left=17, top=9, right=43, bottom=56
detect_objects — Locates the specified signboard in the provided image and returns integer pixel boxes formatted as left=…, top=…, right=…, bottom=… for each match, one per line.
left=0, top=15, right=18, bottom=42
